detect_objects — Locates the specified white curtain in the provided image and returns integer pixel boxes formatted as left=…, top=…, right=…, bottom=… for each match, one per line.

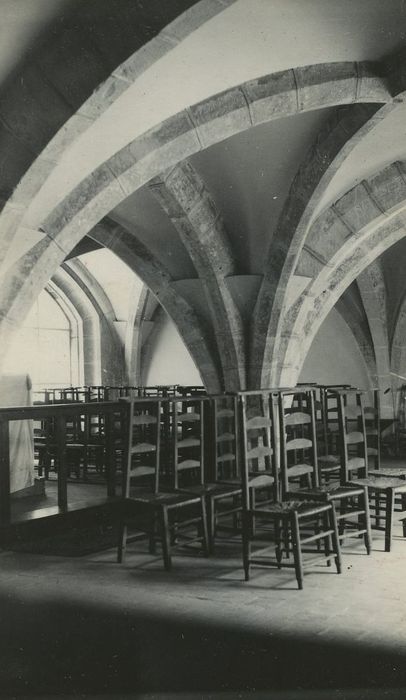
left=0, top=374, right=34, bottom=493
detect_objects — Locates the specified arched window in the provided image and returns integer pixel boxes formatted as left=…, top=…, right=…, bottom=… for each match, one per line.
left=3, top=287, right=84, bottom=389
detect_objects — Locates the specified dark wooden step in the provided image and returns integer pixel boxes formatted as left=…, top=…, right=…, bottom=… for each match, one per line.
left=0, top=497, right=122, bottom=546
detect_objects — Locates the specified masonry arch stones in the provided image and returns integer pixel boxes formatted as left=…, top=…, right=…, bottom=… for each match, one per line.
left=1, top=50, right=406, bottom=386
left=276, top=162, right=406, bottom=388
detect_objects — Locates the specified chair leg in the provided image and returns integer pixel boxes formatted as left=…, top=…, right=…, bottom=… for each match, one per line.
left=329, top=504, right=342, bottom=574
left=283, top=518, right=291, bottom=559
left=200, top=496, right=210, bottom=558
left=322, top=510, right=332, bottom=567
left=232, top=495, right=240, bottom=532
left=44, top=451, right=51, bottom=480
left=149, top=514, right=157, bottom=554
left=362, top=488, right=372, bottom=554
left=274, top=516, right=283, bottom=568
left=402, top=493, right=406, bottom=538
left=375, top=491, right=381, bottom=528
left=250, top=488, right=256, bottom=536
left=338, top=497, right=346, bottom=539
left=83, top=449, right=88, bottom=482
left=117, top=522, right=127, bottom=563
left=242, top=510, right=251, bottom=581
left=160, top=507, right=172, bottom=571
left=207, top=496, right=215, bottom=554
left=384, top=488, right=395, bottom=553
left=315, top=513, right=322, bottom=553
left=291, top=512, right=304, bottom=590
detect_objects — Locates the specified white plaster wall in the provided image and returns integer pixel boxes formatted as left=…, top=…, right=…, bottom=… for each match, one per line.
left=144, top=314, right=202, bottom=387
left=145, top=305, right=371, bottom=391
left=78, top=249, right=142, bottom=321
left=299, top=307, right=371, bottom=390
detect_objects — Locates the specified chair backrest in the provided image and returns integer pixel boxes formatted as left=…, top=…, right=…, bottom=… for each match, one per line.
left=238, top=390, right=278, bottom=508
left=122, top=398, right=161, bottom=497
left=334, top=388, right=368, bottom=481
left=172, top=396, right=206, bottom=489
left=364, top=388, right=381, bottom=470
left=176, top=385, right=207, bottom=397
left=316, top=384, right=354, bottom=456
left=85, top=386, right=106, bottom=402
left=211, top=394, right=239, bottom=482
left=278, top=387, right=319, bottom=498
left=105, top=386, right=119, bottom=401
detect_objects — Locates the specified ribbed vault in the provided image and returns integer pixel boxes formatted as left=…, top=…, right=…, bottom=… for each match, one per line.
left=2, top=2, right=406, bottom=394
left=279, top=162, right=406, bottom=387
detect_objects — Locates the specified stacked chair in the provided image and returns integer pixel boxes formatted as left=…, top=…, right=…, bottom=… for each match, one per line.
left=277, top=387, right=371, bottom=555
left=171, top=395, right=242, bottom=553
left=364, top=389, right=381, bottom=470
left=117, top=397, right=209, bottom=571
left=332, top=387, right=406, bottom=552
left=33, top=380, right=406, bottom=584
left=314, top=384, right=353, bottom=479
left=239, top=389, right=342, bottom=590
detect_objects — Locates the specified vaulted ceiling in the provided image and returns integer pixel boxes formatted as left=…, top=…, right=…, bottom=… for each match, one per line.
left=2, top=0, right=406, bottom=395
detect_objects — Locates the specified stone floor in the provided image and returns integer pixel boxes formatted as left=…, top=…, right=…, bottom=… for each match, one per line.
left=1, top=513, right=406, bottom=699
left=3, top=459, right=406, bottom=697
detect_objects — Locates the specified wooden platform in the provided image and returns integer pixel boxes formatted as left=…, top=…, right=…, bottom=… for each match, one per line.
left=2, top=479, right=121, bottom=545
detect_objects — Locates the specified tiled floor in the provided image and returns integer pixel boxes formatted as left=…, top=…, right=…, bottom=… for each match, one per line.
left=1, top=512, right=406, bottom=698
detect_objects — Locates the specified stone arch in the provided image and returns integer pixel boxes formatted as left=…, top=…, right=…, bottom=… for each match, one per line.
left=275, top=163, right=406, bottom=387
left=335, top=295, right=377, bottom=383
left=61, top=259, right=126, bottom=384
left=357, top=261, right=393, bottom=416
left=51, top=267, right=100, bottom=385
left=0, top=0, right=235, bottom=269
left=0, top=60, right=391, bottom=373
left=46, top=280, right=85, bottom=388
left=249, top=102, right=391, bottom=386
left=139, top=305, right=168, bottom=386
left=124, top=284, right=150, bottom=385
left=390, top=291, right=406, bottom=413
left=91, top=219, right=223, bottom=392
left=149, top=161, right=245, bottom=389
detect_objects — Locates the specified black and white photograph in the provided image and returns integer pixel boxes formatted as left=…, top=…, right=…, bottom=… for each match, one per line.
left=0, top=1, right=405, bottom=697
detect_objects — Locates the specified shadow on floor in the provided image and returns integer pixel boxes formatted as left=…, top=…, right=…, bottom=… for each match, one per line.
left=0, top=586, right=405, bottom=697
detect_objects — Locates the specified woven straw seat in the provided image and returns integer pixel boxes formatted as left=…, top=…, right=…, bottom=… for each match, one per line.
left=127, top=491, right=204, bottom=506
left=347, top=457, right=366, bottom=471
left=369, top=467, right=406, bottom=478
left=351, top=476, right=406, bottom=491
left=256, top=500, right=331, bottom=517
left=240, top=389, right=342, bottom=589
left=177, top=482, right=241, bottom=497
left=287, top=464, right=313, bottom=478
left=291, top=483, right=368, bottom=501
left=318, top=455, right=340, bottom=466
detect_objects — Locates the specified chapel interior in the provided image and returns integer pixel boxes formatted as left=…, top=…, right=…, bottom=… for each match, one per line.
left=2, top=1, right=406, bottom=697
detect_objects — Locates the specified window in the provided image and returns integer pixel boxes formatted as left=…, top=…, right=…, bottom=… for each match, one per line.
left=3, top=287, right=83, bottom=389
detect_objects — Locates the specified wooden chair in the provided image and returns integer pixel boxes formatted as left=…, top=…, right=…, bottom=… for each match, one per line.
left=333, top=388, right=406, bottom=552
left=222, top=391, right=278, bottom=507
left=55, top=400, right=106, bottom=481
left=85, top=386, right=106, bottom=402
left=172, top=395, right=242, bottom=552
left=117, top=398, right=209, bottom=571
left=315, top=384, right=354, bottom=480
left=241, top=390, right=342, bottom=590
left=39, top=401, right=86, bottom=479
left=278, top=387, right=371, bottom=554
left=364, top=389, right=381, bottom=471
left=366, top=455, right=406, bottom=542
left=83, top=409, right=106, bottom=478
